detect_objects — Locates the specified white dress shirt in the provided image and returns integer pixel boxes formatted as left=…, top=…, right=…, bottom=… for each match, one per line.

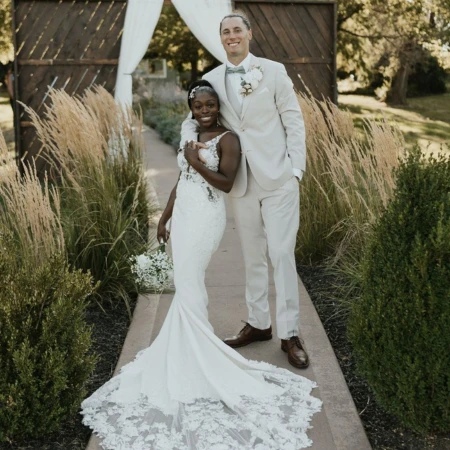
left=225, top=54, right=303, bottom=181
left=225, top=53, right=252, bottom=106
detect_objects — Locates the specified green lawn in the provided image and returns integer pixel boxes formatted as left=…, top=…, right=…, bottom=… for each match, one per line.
left=339, top=92, right=450, bottom=155
left=406, top=91, right=450, bottom=124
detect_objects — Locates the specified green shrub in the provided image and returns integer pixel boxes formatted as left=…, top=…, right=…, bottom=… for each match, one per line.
left=348, top=149, right=450, bottom=433
left=142, top=97, right=189, bottom=150
left=0, top=230, right=96, bottom=441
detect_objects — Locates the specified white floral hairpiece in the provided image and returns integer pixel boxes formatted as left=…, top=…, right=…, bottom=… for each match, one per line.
left=189, top=86, right=200, bottom=99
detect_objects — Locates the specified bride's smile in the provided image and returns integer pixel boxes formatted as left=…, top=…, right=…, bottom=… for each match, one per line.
left=191, top=92, right=220, bottom=131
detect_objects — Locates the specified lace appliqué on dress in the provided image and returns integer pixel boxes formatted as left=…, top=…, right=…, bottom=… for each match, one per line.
left=177, top=132, right=227, bottom=203
left=81, top=357, right=322, bottom=450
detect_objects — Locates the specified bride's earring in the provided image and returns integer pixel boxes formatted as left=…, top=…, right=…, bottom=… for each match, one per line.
left=216, top=113, right=220, bottom=127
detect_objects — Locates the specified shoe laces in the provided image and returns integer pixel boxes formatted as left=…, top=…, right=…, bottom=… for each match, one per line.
left=240, top=320, right=252, bottom=333
left=289, top=336, right=305, bottom=348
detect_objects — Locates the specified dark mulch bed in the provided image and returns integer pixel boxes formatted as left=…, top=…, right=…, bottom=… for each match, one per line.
left=1, top=296, right=137, bottom=450
left=297, top=264, right=450, bottom=450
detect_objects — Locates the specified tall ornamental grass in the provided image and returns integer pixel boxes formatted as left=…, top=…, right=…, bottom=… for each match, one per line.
left=296, top=93, right=404, bottom=270
left=25, top=87, right=155, bottom=309
left=0, top=132, right=95, bottom=442
left=0, top=137, right=64, bottom=267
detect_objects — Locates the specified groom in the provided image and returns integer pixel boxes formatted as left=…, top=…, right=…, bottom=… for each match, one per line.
left=180, top=11, right=308, bottom=369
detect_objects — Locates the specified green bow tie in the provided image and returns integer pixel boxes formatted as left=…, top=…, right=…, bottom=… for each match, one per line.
left=226, top=66, right=246, bottom=74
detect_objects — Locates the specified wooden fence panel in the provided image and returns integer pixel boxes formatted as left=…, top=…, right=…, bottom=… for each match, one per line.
left=12, top=0, right=126, bottom=174
left=235, top=0, right=337, bottom=101
left=12, top=0, right=337, bottom=171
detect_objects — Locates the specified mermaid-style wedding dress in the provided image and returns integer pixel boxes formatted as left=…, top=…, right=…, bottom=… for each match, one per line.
left=81, top=132, right=322, bottom=449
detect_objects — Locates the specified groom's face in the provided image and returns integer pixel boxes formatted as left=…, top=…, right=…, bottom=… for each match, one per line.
left=220, top=17, right=252, bottom=60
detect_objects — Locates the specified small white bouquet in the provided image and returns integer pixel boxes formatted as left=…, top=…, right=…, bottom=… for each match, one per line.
left=130, top=243, right=174, bottom=292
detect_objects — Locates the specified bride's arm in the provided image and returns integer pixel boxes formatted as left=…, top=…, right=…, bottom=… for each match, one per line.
left=184, top=133, right=241, bottom=193
left=157, top=174, right=180, bottom=243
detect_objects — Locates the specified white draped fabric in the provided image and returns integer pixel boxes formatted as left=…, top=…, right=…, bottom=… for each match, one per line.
left=114, top=0, right=164, bottom=105
left=171, top=0, right=232, bottom=63
left=115, top=0, right=232, bottom=105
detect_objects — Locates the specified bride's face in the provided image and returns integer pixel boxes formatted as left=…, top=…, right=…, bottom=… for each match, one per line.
left=191, top=92, right=219, bottom=128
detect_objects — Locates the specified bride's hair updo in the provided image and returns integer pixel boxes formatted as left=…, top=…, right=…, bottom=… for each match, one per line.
left=187, top=80, right=220, bottom=118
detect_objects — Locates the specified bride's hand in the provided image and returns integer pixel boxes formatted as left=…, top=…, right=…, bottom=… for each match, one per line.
left=184, top=141, right=207, bottom=165
left=157, top=219, right=170, bottom=243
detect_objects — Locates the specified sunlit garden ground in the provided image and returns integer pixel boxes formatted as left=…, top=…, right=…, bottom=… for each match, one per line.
left=339, top=88, right=450, bottom=154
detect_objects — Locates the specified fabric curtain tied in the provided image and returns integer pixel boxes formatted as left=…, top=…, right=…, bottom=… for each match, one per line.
left=115, top=0, right=232, bottom=106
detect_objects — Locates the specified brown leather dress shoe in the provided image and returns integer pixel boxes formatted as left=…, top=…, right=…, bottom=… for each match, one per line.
left=223, top=322, right=272, bottom=348
left=281, top=336, right=310, bottom=368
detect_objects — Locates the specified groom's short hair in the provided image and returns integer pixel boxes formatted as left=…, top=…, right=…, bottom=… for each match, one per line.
left=220, top=11, right=252, bottom=33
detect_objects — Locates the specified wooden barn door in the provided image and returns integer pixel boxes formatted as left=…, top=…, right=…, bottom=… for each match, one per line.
left=12, top=0, right=127, bottom=174
left=234, top=0, right=337, bottom=102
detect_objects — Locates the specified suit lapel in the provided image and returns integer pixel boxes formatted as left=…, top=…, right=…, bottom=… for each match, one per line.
left=240, top=55, right=260, bottom=119
left=215, top=64, right=240, bottom=122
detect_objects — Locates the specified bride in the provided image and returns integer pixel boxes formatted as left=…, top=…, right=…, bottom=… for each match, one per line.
left=81, top=80, right=322, bottom=450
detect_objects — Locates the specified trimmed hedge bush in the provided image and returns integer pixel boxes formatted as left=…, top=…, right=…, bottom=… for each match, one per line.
left=0, top=230, right=96, bottom=441
left=348, top=149, right=450, bottom=433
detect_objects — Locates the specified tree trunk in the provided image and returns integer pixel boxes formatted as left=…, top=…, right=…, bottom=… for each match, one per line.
left=190, top=58, right=198, bottom=85
left=386, top=62, right=410, bottom=105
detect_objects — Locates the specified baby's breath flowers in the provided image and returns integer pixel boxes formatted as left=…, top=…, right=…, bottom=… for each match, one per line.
left=130, top=243, right=174, bottom=292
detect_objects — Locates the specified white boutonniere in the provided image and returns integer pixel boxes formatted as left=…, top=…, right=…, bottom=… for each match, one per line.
left=239, top=65, right=264, bottom=97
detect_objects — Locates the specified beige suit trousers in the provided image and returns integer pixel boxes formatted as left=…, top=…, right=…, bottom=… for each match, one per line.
left=231, top=165, right=300, bottom=339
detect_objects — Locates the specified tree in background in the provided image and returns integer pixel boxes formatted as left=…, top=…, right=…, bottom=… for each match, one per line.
left=0, top=0, right=13, bottom=64
left=338, top=0, right=450, bottom=104
left=146, top=6, right=219, bottom=86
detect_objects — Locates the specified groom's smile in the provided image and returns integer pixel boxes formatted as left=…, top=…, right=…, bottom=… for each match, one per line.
left=220, top=17, right=252, bottom=64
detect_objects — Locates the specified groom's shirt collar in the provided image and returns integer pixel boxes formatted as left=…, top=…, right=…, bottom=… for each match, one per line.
left=226, top=53, right=252, bottom=72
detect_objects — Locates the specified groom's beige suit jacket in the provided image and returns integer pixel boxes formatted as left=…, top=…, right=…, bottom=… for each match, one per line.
left=181, top=54, right=306, bottom=197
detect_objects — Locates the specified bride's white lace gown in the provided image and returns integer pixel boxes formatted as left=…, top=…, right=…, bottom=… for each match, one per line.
left=81, top=132, right=322, bottom=449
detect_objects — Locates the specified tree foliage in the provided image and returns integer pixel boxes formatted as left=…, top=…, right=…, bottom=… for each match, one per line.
left=0, top=0, right=13, bottom=64
left=146, top=6, right=219, bottom=85
left=338, top=0, right=450, bottom=104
